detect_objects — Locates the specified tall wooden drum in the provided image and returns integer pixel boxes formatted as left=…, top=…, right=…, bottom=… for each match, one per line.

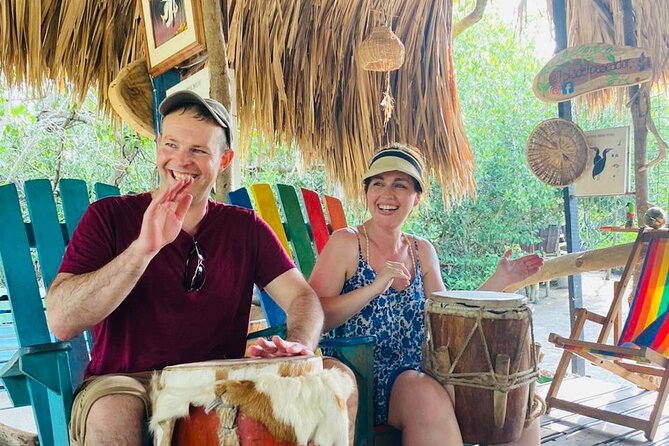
left=149, top=356, right=352, bottom=446
left=423, top=291, right=539, bottom=445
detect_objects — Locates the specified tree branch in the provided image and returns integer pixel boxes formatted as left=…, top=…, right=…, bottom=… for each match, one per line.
left=453, top=0, right=489, bottom=39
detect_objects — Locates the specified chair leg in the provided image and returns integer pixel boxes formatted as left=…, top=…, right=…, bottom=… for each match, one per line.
left=27, top=383, right=55, bottom=446
left=547, top=310, right=588, bottom=412
left=545, top=348, right=573, bottom=413
left=645, top=365, right=669, bottom=440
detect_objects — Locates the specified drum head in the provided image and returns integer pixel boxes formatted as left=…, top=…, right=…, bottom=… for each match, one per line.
left=430, top=290, right=526, bottom=308
left=165, top=357, right=303, bottom=370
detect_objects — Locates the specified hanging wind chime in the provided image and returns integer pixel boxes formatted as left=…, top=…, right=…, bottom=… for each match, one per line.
left=357, top=7, right=405, bottom=129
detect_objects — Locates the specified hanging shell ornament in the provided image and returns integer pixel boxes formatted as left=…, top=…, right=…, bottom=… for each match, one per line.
left=526, top=118, right=589, bottom=187
left=108, top=59, right=155, bottom=138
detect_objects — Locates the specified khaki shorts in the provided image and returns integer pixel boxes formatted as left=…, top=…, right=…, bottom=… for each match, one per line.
left=69, top=372, right=153, bottom=445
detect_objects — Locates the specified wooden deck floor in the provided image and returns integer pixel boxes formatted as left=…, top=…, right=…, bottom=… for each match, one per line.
left=538, top=377, right=669, bottom=445
left=0, top=376, right=667, bottom=444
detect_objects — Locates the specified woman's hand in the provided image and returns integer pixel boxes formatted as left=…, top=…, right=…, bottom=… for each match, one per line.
left=372, top=261, right=411, bottom=295
left=481, top=249, right=544, bottom=292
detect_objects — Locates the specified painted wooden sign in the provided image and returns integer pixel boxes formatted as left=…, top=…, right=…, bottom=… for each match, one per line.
left=573, top=126, right=630, bottom=197
left=533, top=44, right=652, bottom=103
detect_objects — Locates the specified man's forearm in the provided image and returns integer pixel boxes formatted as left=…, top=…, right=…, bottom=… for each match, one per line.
left=285, top=292, right=324, bottom=351
left=46, top=240, right=155, bottom=340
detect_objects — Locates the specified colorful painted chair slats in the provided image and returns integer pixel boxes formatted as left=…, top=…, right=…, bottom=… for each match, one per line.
left=227, top=187, right=287, bottom=327
left=547, top=228, right=669, bottom=440
left=0, top=179, right=120, bottom=446
left=276, top=184, right=317, bottom=277
left=301, top=188, right=330, bottom=254
left=250, top=183, right=291, bottom=254
left=324, top=194, right=348, bottom=231
left=0, top=180, right=76, bottom=446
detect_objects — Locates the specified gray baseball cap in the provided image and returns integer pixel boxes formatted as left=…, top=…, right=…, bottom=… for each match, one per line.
left=159, top=91, right=233, bottom=147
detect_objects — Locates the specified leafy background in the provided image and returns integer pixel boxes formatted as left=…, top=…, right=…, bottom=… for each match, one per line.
left=1, top=10, right=668, bottom=290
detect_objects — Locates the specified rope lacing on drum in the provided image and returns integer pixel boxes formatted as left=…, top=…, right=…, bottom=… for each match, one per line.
left=424, top=304, right=539, bottom=393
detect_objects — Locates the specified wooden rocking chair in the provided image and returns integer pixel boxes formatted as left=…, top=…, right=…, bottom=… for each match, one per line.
left=546, top=228, right=669, bottom=440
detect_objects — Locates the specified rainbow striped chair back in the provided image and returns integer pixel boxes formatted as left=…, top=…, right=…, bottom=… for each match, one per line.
left=620, top=236, right=669, bottom=353
left=546, top=228, right=669, bottom=441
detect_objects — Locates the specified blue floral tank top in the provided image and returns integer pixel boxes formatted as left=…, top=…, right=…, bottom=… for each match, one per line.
left=323, top=232, right=425, bottom=424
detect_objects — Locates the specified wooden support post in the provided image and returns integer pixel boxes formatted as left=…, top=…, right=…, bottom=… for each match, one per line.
left=202, top=0, right=235, bottom=202
left=622, top=0, right=649, bottom=223
left=551, top=0, right=584, bottom=376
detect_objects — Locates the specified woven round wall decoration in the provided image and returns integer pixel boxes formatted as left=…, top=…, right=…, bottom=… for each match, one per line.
left=526, top=118, right=588, bottom=187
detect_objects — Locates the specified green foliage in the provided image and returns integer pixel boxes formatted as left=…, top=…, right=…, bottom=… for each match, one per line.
left=3, top=9, right=666, bottom=294
left=403, top=16, right=562, bottom=289
left=238, top=138, right=328, bottom=194
left=0, top=84, right=156, bottom=194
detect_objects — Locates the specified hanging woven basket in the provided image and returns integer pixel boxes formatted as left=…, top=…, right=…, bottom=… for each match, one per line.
left=358, top=26, right=405, bottom=72
left=108, top=59, right=154, bottom=138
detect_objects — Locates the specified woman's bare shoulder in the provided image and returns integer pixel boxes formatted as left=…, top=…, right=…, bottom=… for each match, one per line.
left=328, top=227, right=360, bottom=245
left=407, top=234, right=437, bottom=254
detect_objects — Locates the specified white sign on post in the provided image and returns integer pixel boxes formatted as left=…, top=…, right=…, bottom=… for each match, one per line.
left=573, top=126, right=630, bottom=197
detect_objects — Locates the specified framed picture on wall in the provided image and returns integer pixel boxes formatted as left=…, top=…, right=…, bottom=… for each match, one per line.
left=573, top=126, right=630, bottom=197
left=139, top=0, right=206, bottom=76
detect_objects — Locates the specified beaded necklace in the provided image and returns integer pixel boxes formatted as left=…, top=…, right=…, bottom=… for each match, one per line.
left=362, top=224, right=416, bottom=274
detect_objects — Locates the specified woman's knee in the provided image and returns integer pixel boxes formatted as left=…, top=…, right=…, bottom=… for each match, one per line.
left=388, top=371, right=455, bottom=423
left=392, top=370, right=452, bottom=406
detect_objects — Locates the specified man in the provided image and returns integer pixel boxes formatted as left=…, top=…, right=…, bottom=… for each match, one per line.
left=46, top=91, right=333, bottom=444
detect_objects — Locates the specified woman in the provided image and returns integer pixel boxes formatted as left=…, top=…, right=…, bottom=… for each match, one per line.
left=309, top=143, right=543, bottom=446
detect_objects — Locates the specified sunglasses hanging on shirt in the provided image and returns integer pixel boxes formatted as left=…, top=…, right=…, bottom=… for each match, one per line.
left=184, top=238, right=206, bottom=292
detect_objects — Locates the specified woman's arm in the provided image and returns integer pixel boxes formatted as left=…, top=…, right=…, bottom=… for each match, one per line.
left=419, top=240, right=543, bottom=296
left=418, top=238, right=447, bottom=296
left=479, top=249, right=544, bottom=292
left=309, top=229, right=410, bottom=331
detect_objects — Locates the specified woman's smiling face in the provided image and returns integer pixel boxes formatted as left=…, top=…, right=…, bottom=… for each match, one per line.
left=366, top=170, right=421, bottom=226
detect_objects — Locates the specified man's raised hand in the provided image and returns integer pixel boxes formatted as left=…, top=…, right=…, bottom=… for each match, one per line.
left=136, top=179, right=193, bottom=256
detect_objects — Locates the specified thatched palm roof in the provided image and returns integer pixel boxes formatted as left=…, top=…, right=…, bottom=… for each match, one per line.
left=0, top=0, right=473, bottom=204
left=2, top=1, right=667, bottom=202
left=0, top=1, right=144, bottom=108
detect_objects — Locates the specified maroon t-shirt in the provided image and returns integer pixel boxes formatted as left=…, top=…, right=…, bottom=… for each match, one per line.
left=58, top=193, right=295, bottom=377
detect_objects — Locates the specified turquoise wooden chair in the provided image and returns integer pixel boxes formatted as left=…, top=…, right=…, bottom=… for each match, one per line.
left=229, top=183, right=400, bottom=446
left=0, top=179, right=119, bottom=446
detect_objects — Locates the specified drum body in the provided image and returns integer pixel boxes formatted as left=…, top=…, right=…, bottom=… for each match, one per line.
left=423, top=291, right=538, bottom=445
left=150, top=356, right=324, bottom=446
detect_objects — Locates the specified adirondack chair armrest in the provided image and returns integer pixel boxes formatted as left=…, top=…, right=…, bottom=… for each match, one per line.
left=0, top=341, right=73, bottom=407
left=319, top=335, right=376, bottom=385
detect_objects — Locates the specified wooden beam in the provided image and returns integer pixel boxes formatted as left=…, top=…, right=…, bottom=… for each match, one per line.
left=504, top=243, right=634, bottom=291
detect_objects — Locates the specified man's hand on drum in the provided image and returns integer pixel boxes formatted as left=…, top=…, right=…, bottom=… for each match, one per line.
left=247, top=335, right=314, bottom=358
